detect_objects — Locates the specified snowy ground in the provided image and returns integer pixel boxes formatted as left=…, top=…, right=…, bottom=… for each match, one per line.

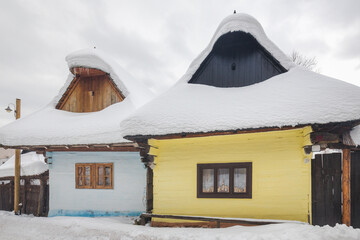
left=0, top=211, right=359, bottom=240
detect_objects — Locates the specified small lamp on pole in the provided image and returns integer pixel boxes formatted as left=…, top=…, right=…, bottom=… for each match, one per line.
left=5, top=99, right=21, bottom=214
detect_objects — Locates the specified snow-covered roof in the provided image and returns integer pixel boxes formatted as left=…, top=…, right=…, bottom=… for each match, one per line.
left=120, top=14, right=360, bottom=138
left=0, top=49, right=154, bottom=147
left=57, top=49, right=153, bottom=108
left=0, top=152, right=47, bottom=178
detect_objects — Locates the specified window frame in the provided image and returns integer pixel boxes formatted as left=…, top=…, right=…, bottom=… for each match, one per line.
left=95, top=163, right=113, bottom=189
left=75, top=163, right=113, bottom=189
left=197, top=162, right=252, bottom=198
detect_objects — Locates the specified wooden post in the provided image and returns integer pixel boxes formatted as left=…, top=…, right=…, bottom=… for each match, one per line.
left=342, top=149, right=351, bottom=226
left=10, top=180, right=14, bottom=211
left=146, top=167, right=153, bottom=212
left=14, top=98, right=21, bottom=214
left=37, top=178, right=45, bottom=216
left=0, top=182, right=3, bottom=210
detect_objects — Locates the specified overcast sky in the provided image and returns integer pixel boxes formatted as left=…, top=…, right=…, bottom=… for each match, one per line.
left=0, top=0, right=359, bottom=127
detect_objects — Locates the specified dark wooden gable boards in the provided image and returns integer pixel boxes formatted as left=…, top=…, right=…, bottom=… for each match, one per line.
left=189, top=31, right=287, bottom=87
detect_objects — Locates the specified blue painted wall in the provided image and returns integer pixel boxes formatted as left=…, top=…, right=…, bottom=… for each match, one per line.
left=47, top=151, right=146, bottom=217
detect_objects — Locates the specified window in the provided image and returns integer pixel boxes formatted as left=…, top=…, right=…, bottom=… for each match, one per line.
left=197, top=162, right=252, bottom=198
left=75, top=163, right=113, bottom=189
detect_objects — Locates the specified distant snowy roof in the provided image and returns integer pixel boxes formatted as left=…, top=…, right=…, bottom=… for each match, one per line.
left=120, top=14, right=360, bottom=138
left=0, top=152, right=47, bottom=178
left=0, top=49, right=154, bottom=147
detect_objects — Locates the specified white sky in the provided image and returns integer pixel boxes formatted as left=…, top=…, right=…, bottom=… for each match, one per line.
left=0, top=0, right=359, bottom=127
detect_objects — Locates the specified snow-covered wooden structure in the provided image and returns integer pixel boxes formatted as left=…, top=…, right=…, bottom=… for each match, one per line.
left=121, top=14, right=360, bottom=227
left=0, top=151, right=48, bottom=216
left=0, top=48, right=153, bottom=217
left=0, top=148, right=14, bottom=165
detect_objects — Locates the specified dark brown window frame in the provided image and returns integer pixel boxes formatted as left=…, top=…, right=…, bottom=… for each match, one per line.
left=197, top=162, right=252, bottom=198
left=75, top=163, right=113, bottom=189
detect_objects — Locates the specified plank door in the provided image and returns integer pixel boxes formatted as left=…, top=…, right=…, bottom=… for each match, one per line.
left=312, top=153, right=342, bottom=226
left=351, top=151, right=360, bottom=228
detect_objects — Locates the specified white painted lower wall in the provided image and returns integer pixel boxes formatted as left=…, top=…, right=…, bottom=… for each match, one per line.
left=47, top=151, right=146, bottom=217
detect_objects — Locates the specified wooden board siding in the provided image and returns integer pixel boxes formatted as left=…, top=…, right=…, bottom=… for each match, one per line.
left=148, top=126, right=312, bottom=223
left=343, top=149, right=351, bottom=226
left=351, top=151, right=360, bottom=228
left=311, top=154, right=342, bottom=226
left=0, top=173, right=49, bottom=216
left=57, top=73, right=124, bottom=112
left=47, top=151, right=146, bottom=217
left=189, top=31, right=286, bottom=88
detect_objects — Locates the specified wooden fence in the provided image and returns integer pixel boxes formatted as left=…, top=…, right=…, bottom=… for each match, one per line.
left=0, top=171, right=49, bottom=216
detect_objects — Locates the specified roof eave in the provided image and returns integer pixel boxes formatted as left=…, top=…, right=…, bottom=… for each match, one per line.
left=124, top=120, right=360, bottom=142
left=0, top=142, right=139, bottom=152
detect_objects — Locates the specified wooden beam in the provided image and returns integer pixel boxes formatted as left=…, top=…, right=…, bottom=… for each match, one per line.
left=56, top=76, right=81, bottom=110
left=37, top=178, right=45, bottom=216
left=310, top=132, right=340, bottom=144
left=0, top=144, right=138, bottom=152
left=45, top=146, right=138, bottom=152
left=126, top=120, right=360, bottom=143
left=146, top=167, right=153, bottom=212
left=140, top=213, right=285, bottom=227
left=14, top=98, right=21, bottom=214
left=107, top=77, right=125, bottom=101
left=127, top=126, right=300, bottom=142
left=70, top=67, right=106, bottom=77
left=342, top=149, right=351, bottom=226
left=0, top=171, right=49, bottom=181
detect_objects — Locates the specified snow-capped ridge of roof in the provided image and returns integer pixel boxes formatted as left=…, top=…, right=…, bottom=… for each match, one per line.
left=52, top=48, right=153, bottom=108
left=0, top=48, right=154, bottom=147
left=66, top=48, right=115, bottom=77
left=120, top=66, right=360, bottom=137
left=176, top=13, right=295, bottom=85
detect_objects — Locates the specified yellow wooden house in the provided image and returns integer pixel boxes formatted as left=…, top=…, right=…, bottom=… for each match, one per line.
left=121, top=14, right=360, bottom=227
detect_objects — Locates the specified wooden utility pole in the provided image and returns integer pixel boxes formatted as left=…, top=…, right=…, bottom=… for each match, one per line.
left=342, top=149, right=351, bottom=226
left=14, top=98, right=21, bottom=214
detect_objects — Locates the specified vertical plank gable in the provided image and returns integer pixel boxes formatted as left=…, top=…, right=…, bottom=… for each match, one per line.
left=189, top=31, right=286, bottom=88
left=57, top=73, right=124, bottom=113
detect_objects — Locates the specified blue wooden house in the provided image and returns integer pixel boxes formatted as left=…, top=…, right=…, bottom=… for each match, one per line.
left=0, top=48, right=153, bottom=217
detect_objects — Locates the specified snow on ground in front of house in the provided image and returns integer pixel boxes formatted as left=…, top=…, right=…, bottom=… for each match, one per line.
left=0, top=211, right=359, bottom=240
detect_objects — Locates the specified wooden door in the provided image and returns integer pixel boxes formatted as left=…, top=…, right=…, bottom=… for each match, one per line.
left=312, top=153, right=342, bottom=226
left=351, top=151, right=360, bottom=228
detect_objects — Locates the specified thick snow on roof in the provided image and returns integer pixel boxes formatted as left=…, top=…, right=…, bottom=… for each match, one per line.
left=121, top=67, right=360, bottom=137
left=0, top=49, right=153, bottom=147
left=0, top=100, right=134, bottom=146
left=176, top=13, right=295, bottom=86
left=120, top=14, right=360, bottom=137
left=0, top=152, right=47, bottom=178
left=56, top=48, right=153, bottom=108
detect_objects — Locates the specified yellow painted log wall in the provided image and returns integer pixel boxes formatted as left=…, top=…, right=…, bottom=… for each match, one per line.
left=149, top=127, right=312, bottom=223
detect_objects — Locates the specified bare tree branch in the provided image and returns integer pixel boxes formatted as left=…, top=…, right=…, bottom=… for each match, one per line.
left=290, top=50, right=320, bottom=72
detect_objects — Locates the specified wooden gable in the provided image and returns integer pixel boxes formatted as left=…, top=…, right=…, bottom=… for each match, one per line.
left=56, top=67, right=124, bottom=113
left=189, top=31, right=286, bottom=87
